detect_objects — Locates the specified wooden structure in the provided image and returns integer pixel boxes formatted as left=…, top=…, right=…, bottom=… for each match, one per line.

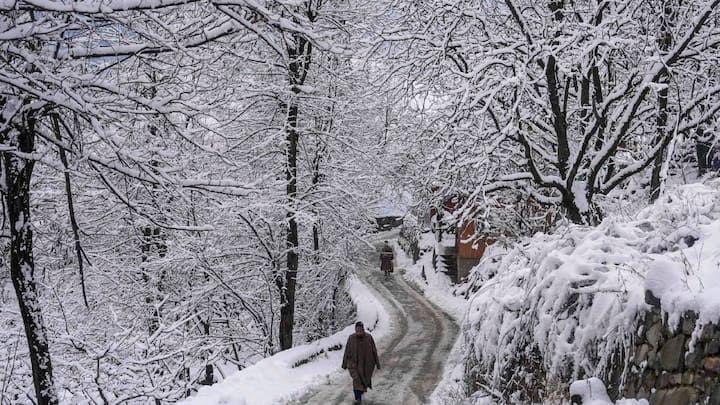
left=430, top=194, right=495, bottom=283
left=454, top=220, right=494, bottom=282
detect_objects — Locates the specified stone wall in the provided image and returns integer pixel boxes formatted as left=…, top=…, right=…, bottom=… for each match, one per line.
left=624, top=303, right=720, bottom=405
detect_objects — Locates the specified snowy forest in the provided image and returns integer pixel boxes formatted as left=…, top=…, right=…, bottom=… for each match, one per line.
left=1, top=0, right=720, bottom=404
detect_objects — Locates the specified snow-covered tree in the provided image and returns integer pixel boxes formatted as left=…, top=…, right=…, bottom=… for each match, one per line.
left=380, top=0, right=720, bottom=227
left=0, top=0, right=396, bottom=401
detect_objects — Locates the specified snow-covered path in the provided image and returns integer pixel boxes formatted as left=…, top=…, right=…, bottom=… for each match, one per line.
left=287, top=243, right=459, bottom=405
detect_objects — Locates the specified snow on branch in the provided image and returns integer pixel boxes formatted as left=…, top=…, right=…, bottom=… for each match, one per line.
left=0, top=0, right=199, bottom=12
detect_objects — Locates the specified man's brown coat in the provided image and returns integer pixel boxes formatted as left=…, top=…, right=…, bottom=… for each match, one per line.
left=341, top=332, right=380, bottom=392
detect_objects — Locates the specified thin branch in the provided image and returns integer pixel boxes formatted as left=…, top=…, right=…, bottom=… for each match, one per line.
left=52, top=114, right=89, bottom=308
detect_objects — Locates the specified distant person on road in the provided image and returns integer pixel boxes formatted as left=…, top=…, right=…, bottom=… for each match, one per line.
left=341, top=321, right=380, bottom=404
left=380, top=241, right=394, bottom=277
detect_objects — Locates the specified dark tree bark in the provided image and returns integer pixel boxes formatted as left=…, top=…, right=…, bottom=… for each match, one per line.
left=311, top=148, right=322, bottom=265
left=141, top=224, right=165, bottom=405
left=279, top=97, right=300, bottom=350
left=201, top=318, right=214, bottom=385
left=649, top=88, right=668, bottom=202
left=695, top=126, right=713, bottom=175
left=312, top=151, right=321, bottom=264
left=1, top=112, right=58, bottom=405
left=650, top=0, right=677, bottom=202
left=545, top=55, right=570, bottom=179
left=277, top=31, right=312, bottom=350
left=141, top=225, right=166, bottom=335
left=52, top=115, right=89, bottom=308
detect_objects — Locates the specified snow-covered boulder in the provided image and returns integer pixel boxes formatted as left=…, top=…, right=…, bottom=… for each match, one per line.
left=570, top=378, right=612, bottom=404
left=570, top=378, right=649, bottom=405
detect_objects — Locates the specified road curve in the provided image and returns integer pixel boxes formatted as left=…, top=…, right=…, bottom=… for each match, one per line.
left=287, top=243, right=459, bottom=405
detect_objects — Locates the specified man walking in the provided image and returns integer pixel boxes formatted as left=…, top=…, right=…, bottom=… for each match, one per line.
left=341, top=321, right=380, bottom=404
left=380, top=241, right=394, bottom=278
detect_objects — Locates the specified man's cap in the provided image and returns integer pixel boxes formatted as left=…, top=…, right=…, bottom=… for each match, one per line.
left=355, top=321, right=364, bottom=328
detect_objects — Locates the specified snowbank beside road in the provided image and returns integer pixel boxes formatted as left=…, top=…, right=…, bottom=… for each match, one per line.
left=463, top=180, right=720, bottom=402
left=397, top=180, right=720, bottom=404
left=179, top=274, right=390, bottom=405
left=395, top=233, right=467, bottom=320
left=640, top=182, right=720, bottom=328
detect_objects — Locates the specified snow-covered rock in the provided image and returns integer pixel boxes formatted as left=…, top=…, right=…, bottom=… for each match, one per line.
left=570, top=378, right=649, bottom=405
left=570, top=378, right=612, bottom=404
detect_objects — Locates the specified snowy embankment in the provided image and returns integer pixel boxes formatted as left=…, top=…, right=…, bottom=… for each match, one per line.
left=396, top=232, right=467, bottom=319
left=641, top=183, right=720, bottom=328
left=462, top=180, right=720, bottom=403
left=179, top=274, right=390, bottom=405
left=396, top=180, right=720, bottom=404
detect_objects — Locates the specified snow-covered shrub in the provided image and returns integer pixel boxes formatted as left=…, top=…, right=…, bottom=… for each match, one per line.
left=464, top=224, right=645, bottom=401
left=296, top=264, right=357, bottom=343
left=399, top=214, right=422, bottom=262
left=463, top=180, right=720, bottom=402
left=640, top=182, right=720, bottom=330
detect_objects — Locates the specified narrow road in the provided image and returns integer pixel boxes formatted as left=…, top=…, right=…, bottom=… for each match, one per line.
left=288, top=242, right=458, bottom=405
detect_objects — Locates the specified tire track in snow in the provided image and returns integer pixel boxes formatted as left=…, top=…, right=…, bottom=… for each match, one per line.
left=286, top=243, right=458, bottom=405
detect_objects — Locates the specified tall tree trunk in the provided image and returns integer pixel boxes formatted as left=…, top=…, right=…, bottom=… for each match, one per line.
left=650, top=0, right=676, bottom=202
left=546, top=55, right=570, bottom=179
left=276, top=30, right=313, bottom=351
left=141, top=226, right=164, bottom=405
left=279, top=100, right=300, bottom=350
left=650, top=88, right=668, bottom=202
left=201, top=318, right=214, bottom=385
left=1, top=116, right=58, bottom=405
left=141, top=226, right=162, bottom=334
left=311, top=148, right=322, bottom=265
left=141, top=156, right=166, bottom=335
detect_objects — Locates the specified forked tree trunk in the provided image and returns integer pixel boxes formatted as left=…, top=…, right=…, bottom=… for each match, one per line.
left=1, top=117, right=58, bottom=405
left=562, top=198, right=592, bottom=225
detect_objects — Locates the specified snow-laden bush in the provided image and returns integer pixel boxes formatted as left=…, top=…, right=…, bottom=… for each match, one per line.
left=463, top=180, right=720, bottom=403
left=639, top=182, right=720, bottom=331
left=399, top=213, right=422, bottom=262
